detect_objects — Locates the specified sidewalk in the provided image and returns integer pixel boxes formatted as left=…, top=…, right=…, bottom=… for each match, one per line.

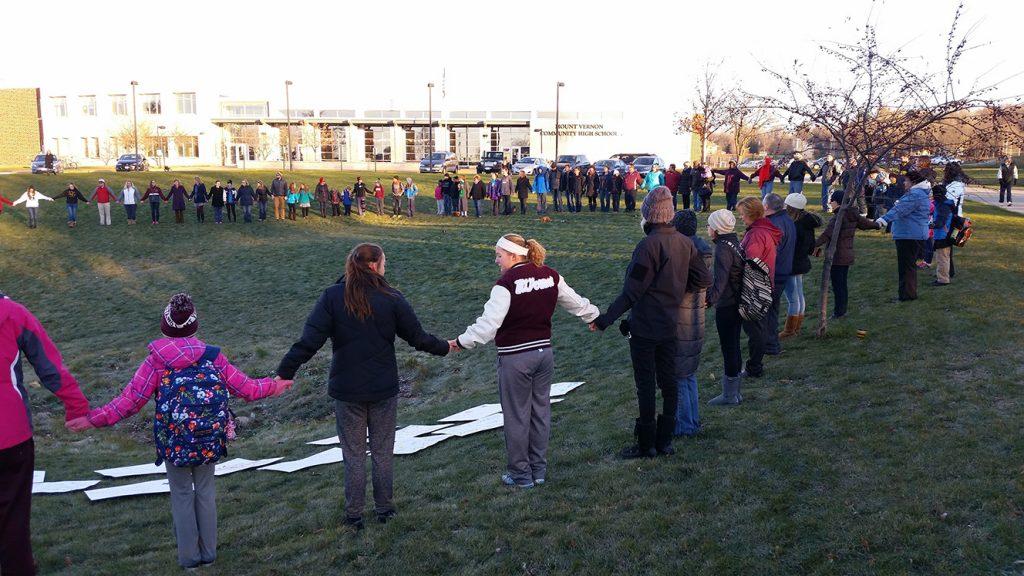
left=965, top=185, right=1024, bottom=215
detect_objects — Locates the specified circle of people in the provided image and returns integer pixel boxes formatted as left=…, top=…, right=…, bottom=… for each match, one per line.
left=0, top=154, right=971, bottom=572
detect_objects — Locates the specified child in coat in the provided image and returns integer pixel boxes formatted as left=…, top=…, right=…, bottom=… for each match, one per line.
left=342, top=187, right=353, bottom=216
left=286, top=184, right=299, bottom=220
left=67, top=294, right=292, bottom=569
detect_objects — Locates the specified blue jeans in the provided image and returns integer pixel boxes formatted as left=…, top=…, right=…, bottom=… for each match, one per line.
left=443, top=195, right=454, bottom=215
left=213, top=206, right=224, bottom=223
left=789, top=180, right=804, bottom=195
left=258, top=200, right=268, bottom=221
left=149, top=201, right=160, bottom=222
left=674, top=373, right=700, bottom=436
left=691, top=190, right=702, bottom=212
left=472, top=198, right=481, bottom=217
left=760, top=181, right=774, bottom=198
left=783, top=274, right=805, bottom=316
left=242, top=205, right=253, bottom=222
left=66, top=203, right=78, bottom=222
left=124, top=203, right=137, bottom=221
left=821, top=181, right=832, bottom=210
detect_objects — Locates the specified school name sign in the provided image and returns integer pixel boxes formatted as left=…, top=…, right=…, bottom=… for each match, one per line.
left=540, top=124, right=619, bottom=137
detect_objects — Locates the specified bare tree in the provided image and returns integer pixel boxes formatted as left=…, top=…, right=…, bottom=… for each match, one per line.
left=677, top=62, right=733, bottom=162
left=724, top=93, right=774, bottom=162
left=750, top=2, right=1024, bottom=336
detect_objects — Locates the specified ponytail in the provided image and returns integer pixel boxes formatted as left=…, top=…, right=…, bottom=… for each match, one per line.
left=343, top=243, right=394, bottom=321
left=502, top=233, right=546, bottom=267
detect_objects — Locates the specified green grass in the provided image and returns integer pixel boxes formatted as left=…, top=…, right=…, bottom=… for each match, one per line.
left=2, top=169, right=1024, bottom=575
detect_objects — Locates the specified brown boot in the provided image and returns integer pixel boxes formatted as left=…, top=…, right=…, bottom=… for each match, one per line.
left=779, top=315, right=798, bottom=339
left=792, top=314, right=805, bottom=336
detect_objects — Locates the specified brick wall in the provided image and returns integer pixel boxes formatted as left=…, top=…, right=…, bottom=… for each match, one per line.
left=0, top=88, right=41, bottom=166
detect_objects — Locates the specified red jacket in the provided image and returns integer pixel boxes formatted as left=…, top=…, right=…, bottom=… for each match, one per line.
left=0, top=295, right=89, bottom=450
left=92, top=185, right=113, bottom=203
left=741, top=217, right=783, bottom=280
left=623, top=171, right=643, bottom=191
left=0, top=194, right=13, bottom=214
left=664, top=170, right=681, bottom=193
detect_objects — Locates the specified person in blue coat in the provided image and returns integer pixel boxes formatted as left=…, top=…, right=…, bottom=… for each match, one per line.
left=875, top=171, right=932, bottom=301
left=533, top=165, right=549, bottom=214
left=763, top=193, right=796, bottom=356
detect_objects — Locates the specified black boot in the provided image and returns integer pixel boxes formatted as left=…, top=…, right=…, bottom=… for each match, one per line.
left=620, top=419, right=657, bottom=459
left=655, top=415, right=675, bottom=456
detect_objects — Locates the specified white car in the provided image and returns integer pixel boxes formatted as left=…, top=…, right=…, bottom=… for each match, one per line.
left=511, top=156, right=548, bottom=175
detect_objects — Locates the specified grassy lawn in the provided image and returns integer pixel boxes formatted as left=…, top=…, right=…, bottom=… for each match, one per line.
left=2, top=168, right=1023, bottom=575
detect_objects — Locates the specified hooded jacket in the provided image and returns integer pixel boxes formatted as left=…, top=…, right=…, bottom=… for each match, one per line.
left=0, top=295, right=89, bottom=450
left=790, top=211, right=824, bottom=275
left=785, top=160, right=816, bottom=183
left=876, top=181, right=931, bottom=240
left=277, top=279, right=449, bottom=403
left=815, top=208, right=879, bottom=266
left=707, top=233, right=744, bottom=309
left=87, top=337, right=277, bottom=429
left=767, top=210, right=797, bottom=278
left=594, top=224, right=713, bottom=339
left=741, top=217, right=783, bottom=279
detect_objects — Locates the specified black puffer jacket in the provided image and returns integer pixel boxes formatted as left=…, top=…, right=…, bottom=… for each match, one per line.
left=277, top=278, right=449, bottom=403
left=706, top=233, right=743, bottom=309
left=791, top=211, right=823, bottom=275
left=672, top=210, right=713, bottom=376
left=594, top=224, right=712, bottom=339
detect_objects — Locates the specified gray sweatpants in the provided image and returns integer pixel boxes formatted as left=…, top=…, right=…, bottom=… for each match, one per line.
left=165, top=463, right=217, bottom=568
left=335, top=396, right=397, bottom=518
left=497, top=348, right=555, bottom=484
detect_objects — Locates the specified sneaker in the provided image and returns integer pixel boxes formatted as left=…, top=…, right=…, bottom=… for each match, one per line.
left=343, top=516, right=365, bottom=531
left=377, top=510, right=396, bottom=524
left=533, top=477, right=546, bottom=486
left=501, top=473, right=534, bottom=488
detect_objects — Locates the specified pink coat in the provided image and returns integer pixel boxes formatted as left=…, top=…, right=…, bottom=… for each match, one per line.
left=0, top=296, right=89, bottom=450
left=87, top=337, right=276, bottom=427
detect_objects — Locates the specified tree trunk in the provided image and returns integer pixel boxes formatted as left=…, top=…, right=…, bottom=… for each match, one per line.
left=816, top=167, right=869, bottom=337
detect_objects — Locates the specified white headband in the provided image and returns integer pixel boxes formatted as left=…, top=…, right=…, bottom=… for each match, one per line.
left=496, top=237, right=529, bottom=256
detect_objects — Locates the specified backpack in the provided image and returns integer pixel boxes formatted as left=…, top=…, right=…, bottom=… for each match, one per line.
left=726, top=241, right=774, bottom=321
left=153, top=345, right=230, bottom=467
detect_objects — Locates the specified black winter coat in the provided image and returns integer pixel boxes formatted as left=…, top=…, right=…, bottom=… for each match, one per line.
left=791, top=211, right=823, bottom=275
left=277, top=279, right=449, bottom=403
left=679, top=168, right=693, bottom=193
left=706, top=233, right=743, bottom=309
left=594, top=224, right=712, bottom=339
left=470, top=181, right=487, bottom=200
left=785, top=161, right=816, bottom=182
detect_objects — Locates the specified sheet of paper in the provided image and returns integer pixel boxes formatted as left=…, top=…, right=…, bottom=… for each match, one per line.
left=438, top=404, right=503, bottom=423
left=434, top=413, right=505, bottom=437
left=396, top=424, right=453, bottom=438
left=86, top=479, right=169, bottom=501
left=550, top=398, right=564, bottom=404
left=259, top=448, right=344, bottom=473
left=95, top=463, right=165, bottom=478
left=213, top=458, right=283, bottom=476
left=32, top=480, right=99, bottom=494
left=307, top=435, right=340, bottom=446
left=549, top=381, right=585, bottom=396
left=393, top=434, right=450, bottom=455
left=33, top=471, right=45, bottom=483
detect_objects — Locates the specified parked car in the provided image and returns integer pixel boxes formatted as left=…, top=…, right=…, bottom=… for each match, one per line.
left=476, top=150, right=507, bottom=173
left=610, top=152, right=656, bottom=166
left=420, top=151, right=458, bottom=173
left=30, top=154, right=63, bottom=174
left=931, top=155, right=961, bottom=165
left=633, top=155, right=666, bottom=175
left=738, top=159, right=762, bottom=169
left=555, top=154, right=590, bottom=170
left=511, top=156, right=548, bottom=175
left=593, top=158, right=628, bottom=174
left=115, top=154, right=149, bottom=171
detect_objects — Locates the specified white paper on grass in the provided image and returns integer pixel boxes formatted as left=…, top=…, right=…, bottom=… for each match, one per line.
left=434, top=413, right=505, bottom=437
left=438, top=404, right=503, bottom=423
left=95, top=462, right=165, bottom=478
left=550, top=381, right=585, bottom=396
left=32, top=480, right=100, bottom=494
left=33, top=471, right=45, bottom=483
left=550, top=398, right=564, bottom=404
left=393, top=434, right=450, bottom=455
left=259, top=448, right=344, bottom=473
left=86, top=479, right=169, bottom=501
left=307, top=435, right=340, bottom=446
left=214, top=458, right=283, bottom=476
left=306, top=424, right=453, bottom=446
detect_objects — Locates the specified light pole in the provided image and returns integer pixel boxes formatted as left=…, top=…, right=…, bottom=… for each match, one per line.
left=334, top=126, right=344, bottom=172
left=130, top=80, right=139, bottom=155
left=534, top=128, right=543, bottom=155
left=555, top=82, right=564, bottom=165
left=156, top=125, right=165, bottom=168
left=284, top=80, right=293, bottom=172
left=427, top=82, right=435, bottom=172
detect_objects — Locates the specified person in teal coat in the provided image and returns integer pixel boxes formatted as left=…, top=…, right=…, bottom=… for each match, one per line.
left=643, top=164, right=666, bottom=192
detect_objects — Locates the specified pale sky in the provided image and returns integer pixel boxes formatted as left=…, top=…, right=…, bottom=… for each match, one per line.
left=3, top=0, right=1022, bottom=118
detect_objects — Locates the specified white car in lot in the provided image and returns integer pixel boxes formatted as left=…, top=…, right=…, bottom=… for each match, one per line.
left=511, top=156, right=548, bottom=175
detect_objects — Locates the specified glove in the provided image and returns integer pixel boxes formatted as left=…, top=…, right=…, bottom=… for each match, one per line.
left=618, top=319, right=631, bottom=338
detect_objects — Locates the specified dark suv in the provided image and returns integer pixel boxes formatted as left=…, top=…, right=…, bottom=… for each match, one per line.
left=476, top=151, right=506, bottom=173
left=115, top=154, right=149, bottom=171
left=555, top=154, right=590, bottom=170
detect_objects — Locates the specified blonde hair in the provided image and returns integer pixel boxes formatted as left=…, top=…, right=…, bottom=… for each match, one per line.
left=737, top=197, right=765, bottom=220
left=502, top=233, right=546, bottom=267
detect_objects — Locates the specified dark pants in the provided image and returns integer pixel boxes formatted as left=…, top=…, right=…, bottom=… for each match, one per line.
left=195, top=205, right=205, bottom=223
left=571, top=192, right=582, bottom=212
left=344, top=204, right=352, bottom=215
left=742, top=317, right=767, bottom=377
left=335, top=397, right=397, bottom=519
left=519, top=197, right=527, bottom=214
left=552, top=189, right=562, bottom=211
left=320, top=201, right=329, bottom=217
left=612, top=192, right=621, bottom=212
left=625, top=190, right=637, bottom=211
left=715, top=305, right=743, bottom=377
left=681, top=189, right=690, bottom=210
left=213, top=206, right=224, bottom=223
left=831, top=264, right=850, bottom=317
left=149, top=201, right=160, bottom=223
left=241, top=205, right=253, bottom=223
left=226, top=204, right=236, bottom=222
left=587, top=195, right=597, bottom=211
left=764, top=278, right=787, bottom=354
left=628, top=336, right=678, bottom=427
left=258, top=200, right=268, bottom=221
left=0, top=438, right=35, bottom=575
left=392, top=197, right=402, bottom=216
left=331, top=202, right=341, bottom=216
left=124, top=203, right=137, bottom=221
left=174, top=209, right=185, bottom=224
left=726, top=192, right=739, bottom=211
left=287, top=204, right=296, bottom=220
left=443, top=194, right=454, bottom=215
left=895, top=239, right=922, bottom=301
left=503, top=195, right=512, bottom=215
left=999, top=181, right=1013, bottom=203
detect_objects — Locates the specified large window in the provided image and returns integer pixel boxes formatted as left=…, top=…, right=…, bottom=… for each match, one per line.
left=221, top=102, right=267, bottom=117
left=321, top=127, right=347, bottom=160
left=145, top=136, right=169, bottom=158
left=405, top=127, right=431, bottom=161
left=140, top=93, right=161, bottom=115
left=363, top=127, right=391, bottom=162
left=453, top=127, right=482, bottom=163
left=176, top=135, right=199, bottom=158
left=51, top=96, right=67, bottom=117
left=79, top=95, right=96, bottom=117
left=81, top=137, right=99, bottom=159
left=175, top=92, right=196, bottom=115
left=110, top=94, right=127, bottom=116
